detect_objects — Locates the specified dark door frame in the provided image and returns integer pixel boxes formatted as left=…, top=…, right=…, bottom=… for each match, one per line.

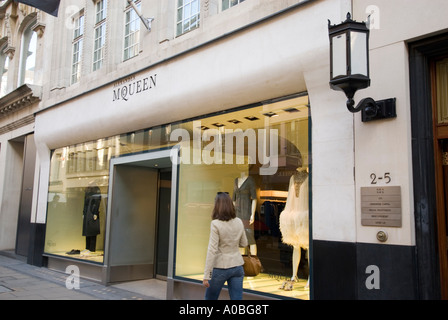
left=409, top=32, right=448, bottom=300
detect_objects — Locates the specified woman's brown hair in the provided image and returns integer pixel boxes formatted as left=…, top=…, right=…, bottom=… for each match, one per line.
left=212, top=192, right=236, bottom=221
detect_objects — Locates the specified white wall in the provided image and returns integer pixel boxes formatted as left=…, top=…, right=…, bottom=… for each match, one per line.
left=352, top=0, right=448, bottom=246
left=34, top=0, right=355, bottom=230
left=35, top=0, right=448, bottom=249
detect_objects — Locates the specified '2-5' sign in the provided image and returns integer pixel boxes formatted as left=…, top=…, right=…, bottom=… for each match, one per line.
left=370, top=173, right=391, bottom=185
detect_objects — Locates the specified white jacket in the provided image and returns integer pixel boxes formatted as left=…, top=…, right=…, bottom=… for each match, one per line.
left=203, top=218, right=248, bottom=280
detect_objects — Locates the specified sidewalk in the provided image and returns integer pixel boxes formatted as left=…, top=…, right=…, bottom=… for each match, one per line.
left=0, top=252, right=165, bottom=300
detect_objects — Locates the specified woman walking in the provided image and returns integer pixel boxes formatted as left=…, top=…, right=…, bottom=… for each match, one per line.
left=203, top=192, right=248, bottom=300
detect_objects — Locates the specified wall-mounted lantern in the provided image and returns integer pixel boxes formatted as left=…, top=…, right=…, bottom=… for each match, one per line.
left=328, top=13, right=396, bottom=122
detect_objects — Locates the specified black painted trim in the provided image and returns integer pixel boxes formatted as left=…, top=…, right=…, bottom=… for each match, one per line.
left=408, top=32, right=448, bottom=300
left=312, top=240, right=418, bottom=300
left=27, top=223, right=46, bottom=267
left=313, top=240, right=357, bottom=300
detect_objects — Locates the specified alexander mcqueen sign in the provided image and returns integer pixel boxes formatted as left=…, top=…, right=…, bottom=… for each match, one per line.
left=112, top=73, right=157, bottom=102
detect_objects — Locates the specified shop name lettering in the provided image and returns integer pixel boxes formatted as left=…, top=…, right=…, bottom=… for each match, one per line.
left=112, top=74, right=157, bottom=102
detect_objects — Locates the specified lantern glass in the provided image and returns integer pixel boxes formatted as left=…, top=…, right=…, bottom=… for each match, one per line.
left=350, top=31, right=368, bottom=77
left=332, top=33, right=347, bottom=78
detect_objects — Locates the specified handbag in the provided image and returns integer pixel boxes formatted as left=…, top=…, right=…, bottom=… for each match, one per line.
left=242, top=250, right=262, bottom=277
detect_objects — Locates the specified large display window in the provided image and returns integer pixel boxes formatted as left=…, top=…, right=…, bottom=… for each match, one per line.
left=174, top=93, right=311, bottom=299
left=44, top=93, right=310, bottom=299
left=44, top=129, right=177, bottom=263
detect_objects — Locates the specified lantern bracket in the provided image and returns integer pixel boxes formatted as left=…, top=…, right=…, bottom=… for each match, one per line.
left=346, top=97, right=397, bottom=122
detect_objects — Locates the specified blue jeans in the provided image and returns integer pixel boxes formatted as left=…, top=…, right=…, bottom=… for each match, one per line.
left=205, top=266, right=244, bottom=300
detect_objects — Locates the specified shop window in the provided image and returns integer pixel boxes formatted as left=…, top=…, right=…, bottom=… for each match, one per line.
left=93, top=0, right=107, bottom=71
left=71, top=13, right=84, bottom=85
left=124, top=0, right=141, bottom=61
left=44, top=129, right=176, bottom=264
left=176, top=0, right=200, bottom=36
left=44, top=93, right=311, bottom=299
left=222, top=0, right=245, bottom=11
left=18, top=21, right=37, bottom=86
left=173, top=94, right=311, bottom=299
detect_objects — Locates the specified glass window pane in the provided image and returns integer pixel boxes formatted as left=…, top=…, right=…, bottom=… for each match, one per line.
left=0, top=54, right=9, bottom=97
left=192, top=0, right=199, bottom=14
left=174, top=94, right=311, bottom=300
left=124, top=2, right=140, bottom=60
left=223, top=0, right=243, bottom=11
left=332, top=33, right=347, bottom=78
left=350, top=31, right=368, bottom=76
left=437, top=58, right=448, bottom=125
left=18, top=21, right=38, bottom=86
left=43, top=93, right=311, bottom=299
left=222, top=0, right=229, bottom=10
left=177, top=0, right=201, bottom=36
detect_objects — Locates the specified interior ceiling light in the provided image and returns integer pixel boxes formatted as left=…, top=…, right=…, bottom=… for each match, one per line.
left=263, top=112, right=278, bottom=118
left=200, top=126, right=209, bottom=130
left=228, top=119, right=242, bottom=124
left=284, top=108, right=300, bottom=113
left=212, top=123, right=225, bottom=128
left=245, top=116, right=260, bottom=121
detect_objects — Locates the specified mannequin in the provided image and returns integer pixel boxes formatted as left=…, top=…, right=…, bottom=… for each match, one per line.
left=82, top=183, right=101, bottom=252
left=279, top=166, right=309, bottom=290
left=233, top=171, right=257, bottom=255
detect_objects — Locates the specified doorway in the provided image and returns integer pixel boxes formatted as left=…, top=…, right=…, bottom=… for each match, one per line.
left=432, top=56, right=448, bottom=300
left=15, top=134, right=36, bottom=258
left=409, top=33, right=448, bottom=300
left=105, top=150, right=177, bottom=285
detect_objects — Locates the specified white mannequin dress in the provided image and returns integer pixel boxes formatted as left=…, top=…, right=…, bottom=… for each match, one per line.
left=279, top=171, right=309, bottom=249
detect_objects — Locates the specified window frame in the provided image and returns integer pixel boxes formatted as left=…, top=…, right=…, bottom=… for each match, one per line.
left=221, top=0, right=245, bottom=11
left=71, top=12, right=85, bottom=85
left=123, top=0, right=141, bottom=61
left=176, top=0, right=201, bottom=37
left=18, top=19, right=38, bottom=86
left=93, top=0, right=107, bottom=71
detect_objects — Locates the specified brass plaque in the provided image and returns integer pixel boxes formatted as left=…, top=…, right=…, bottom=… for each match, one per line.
left=361, top=186, right=402, bottom=227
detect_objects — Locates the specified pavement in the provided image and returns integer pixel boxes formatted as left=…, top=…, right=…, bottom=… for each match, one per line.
left=0, top=251, right=167, bottom=300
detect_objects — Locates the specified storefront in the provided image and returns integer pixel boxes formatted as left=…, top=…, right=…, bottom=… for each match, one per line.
left=28, top=0, right=448, bottom=300
left=41, top=92, right=311, bottom=300
left=31, top=0, right=342, bottom=300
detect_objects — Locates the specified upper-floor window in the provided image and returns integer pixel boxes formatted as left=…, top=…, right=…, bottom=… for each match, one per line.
left=71, top=13, right=84, bottom=84
left=222, top=0, right=245, bottom=11
left=93, top=0, right=107, bottom=71
left=0, top=48, right=9, bottom=97
left=176, top=0, right=200, bottom=36
left=124, top=0, right=141, bottom=61
left=18, top=21, right=38, bottom=86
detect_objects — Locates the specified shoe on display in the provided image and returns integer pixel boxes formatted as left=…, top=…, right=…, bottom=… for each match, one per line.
left=66, top=249, right=80, bottom=255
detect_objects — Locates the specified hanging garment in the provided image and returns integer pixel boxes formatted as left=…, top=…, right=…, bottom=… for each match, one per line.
left=233, top=176, right=257, bottom=244
left=82, top=186, right=101, bottom=237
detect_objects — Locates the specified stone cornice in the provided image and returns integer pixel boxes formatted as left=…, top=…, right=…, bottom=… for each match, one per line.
left=0, top=113, right=34, bottom=135
left=0, top=84, right=42, bottom=118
